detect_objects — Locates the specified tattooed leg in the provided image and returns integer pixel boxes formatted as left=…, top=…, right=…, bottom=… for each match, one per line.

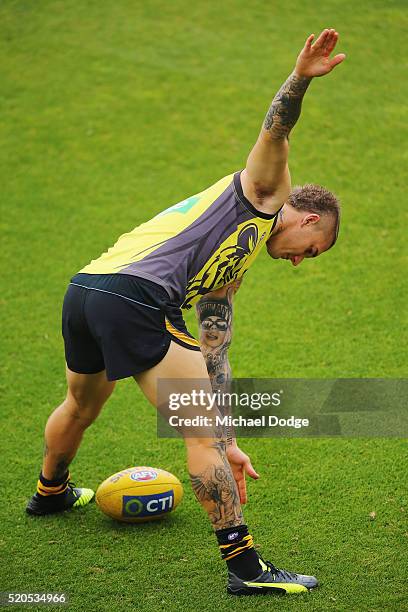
left=41, top=368, right=114, bottom=479
left=196, top=282, right=240, bottom=446
left=42, top=402, right=85, bottom=480
left=42, top=441, right=67, bottom=480
left=135, top=341, right=244, bottom=529
left=187, top=436, right=244, bottom=529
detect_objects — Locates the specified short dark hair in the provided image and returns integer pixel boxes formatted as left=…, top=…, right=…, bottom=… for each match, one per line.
left=288, top=184, right=341, bottom=247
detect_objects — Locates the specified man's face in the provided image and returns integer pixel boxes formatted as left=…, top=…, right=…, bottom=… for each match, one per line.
left=267, top=213, right=334, bottom=266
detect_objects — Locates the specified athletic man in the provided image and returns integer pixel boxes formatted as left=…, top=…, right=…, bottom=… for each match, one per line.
left=27, top=29, right=345, bottom=595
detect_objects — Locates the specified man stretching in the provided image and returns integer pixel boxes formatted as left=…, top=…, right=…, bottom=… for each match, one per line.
left=27, top=29, right=345, bottom=596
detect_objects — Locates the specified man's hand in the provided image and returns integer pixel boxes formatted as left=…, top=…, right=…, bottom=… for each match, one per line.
left=226, top=444, right=259, bottom=505
left=295, top=29, right=346, bottom=78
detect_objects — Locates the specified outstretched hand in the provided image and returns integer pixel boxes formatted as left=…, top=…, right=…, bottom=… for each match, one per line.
left=226, top=444, right=259, bottom=505
left=295, top=28, right=346, bottom=78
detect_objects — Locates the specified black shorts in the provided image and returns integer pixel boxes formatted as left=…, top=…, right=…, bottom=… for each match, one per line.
left=62, top=273, right=201, bottom=381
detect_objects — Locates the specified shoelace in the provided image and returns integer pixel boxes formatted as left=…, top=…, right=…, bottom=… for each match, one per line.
left=261, top=557, right=299, bottom=582
left=67, top=481, right=79, bottom=494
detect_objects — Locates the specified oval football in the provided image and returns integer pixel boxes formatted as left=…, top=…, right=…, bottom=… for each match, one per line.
left=96, top=466, right=183, bottom=523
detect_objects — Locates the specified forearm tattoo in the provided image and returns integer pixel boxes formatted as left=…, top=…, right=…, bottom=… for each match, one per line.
left=263, top=72, right=311, bottom=139
left=196, top=287, right=235, bottom=444
left=189, top=439, right=243, bottom=529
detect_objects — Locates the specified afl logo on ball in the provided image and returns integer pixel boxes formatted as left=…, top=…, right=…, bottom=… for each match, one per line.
left=130, top=469, right=158, bottom=482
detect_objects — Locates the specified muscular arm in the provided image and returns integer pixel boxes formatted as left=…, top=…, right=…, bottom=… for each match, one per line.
left=241, top=29, right=345, bottom=213
left=242, top=71, right=310, bottom=206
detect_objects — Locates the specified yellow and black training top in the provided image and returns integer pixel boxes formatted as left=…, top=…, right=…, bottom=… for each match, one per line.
left=79, top=171, right=280, bottom=310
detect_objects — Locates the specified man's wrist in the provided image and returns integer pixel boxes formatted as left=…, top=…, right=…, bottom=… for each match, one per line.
left=293, top=67, right=312, bottom=81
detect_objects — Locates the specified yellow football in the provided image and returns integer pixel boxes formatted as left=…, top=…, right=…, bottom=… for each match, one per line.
left=95, top=466, right=183, bottom=523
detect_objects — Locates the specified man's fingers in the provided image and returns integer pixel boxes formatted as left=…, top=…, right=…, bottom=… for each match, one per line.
left=325, top=30, right=339, bottom=55
left=237, top=477, right=247, bottom=505
left=245, top=460, right=260, bottom=480
left=312, top=28, right=329, bottom=49
left=329, top=53, right=346, bottom=69
left=304, top=33, right=315, bottom=49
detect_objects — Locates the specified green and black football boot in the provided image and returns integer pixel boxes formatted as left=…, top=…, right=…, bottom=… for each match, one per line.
left=227, top=557, right=318, bottom=595
left=26, top=483, right=94, bottom=516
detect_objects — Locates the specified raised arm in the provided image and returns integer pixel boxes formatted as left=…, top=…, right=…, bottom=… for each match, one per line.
left=241, top=28, right=345, bottom=214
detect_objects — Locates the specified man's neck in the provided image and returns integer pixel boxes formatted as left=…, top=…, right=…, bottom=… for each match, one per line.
left=270, top=204, right=287, bottom=237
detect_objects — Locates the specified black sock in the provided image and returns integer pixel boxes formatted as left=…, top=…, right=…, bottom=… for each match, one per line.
left=216, top=524, right=262, bottom=580
left=37, top=471, right=70, bottom=496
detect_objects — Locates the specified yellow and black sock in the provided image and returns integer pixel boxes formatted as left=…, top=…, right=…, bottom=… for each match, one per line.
left=37, top=471, right=70, bottom=497
left=216, top=524, right=262, bottom=580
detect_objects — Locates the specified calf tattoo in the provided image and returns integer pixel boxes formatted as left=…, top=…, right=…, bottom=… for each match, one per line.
left=52, top=455, right=70, bottom=481
left=43, top=442, right=70, bottom=480
left=189, top=440, right=243, bottom=529
left=264, top=72, right=311, bottom=139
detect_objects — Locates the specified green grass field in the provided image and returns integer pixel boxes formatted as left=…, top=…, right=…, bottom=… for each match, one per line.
left=1, top=1, right=407, bottom=610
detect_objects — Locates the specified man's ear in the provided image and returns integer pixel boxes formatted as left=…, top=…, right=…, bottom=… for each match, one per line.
left=301, top=213, right=320, bottom=227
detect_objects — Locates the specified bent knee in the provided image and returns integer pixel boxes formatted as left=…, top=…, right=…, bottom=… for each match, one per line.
left=64, top=388, right=108, bottom=424
left=65, top=370, right=115, bottom=420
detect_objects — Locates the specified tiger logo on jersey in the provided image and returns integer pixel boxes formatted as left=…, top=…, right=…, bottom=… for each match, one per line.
left=182, top=223, right=259, bottom=309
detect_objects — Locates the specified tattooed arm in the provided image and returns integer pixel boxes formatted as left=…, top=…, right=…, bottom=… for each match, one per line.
left=241, top=28, right=345, bottom=214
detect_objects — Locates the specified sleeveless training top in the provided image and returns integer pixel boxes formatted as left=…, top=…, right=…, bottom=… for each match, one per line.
left=79, top=171, right=280, bottom=309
